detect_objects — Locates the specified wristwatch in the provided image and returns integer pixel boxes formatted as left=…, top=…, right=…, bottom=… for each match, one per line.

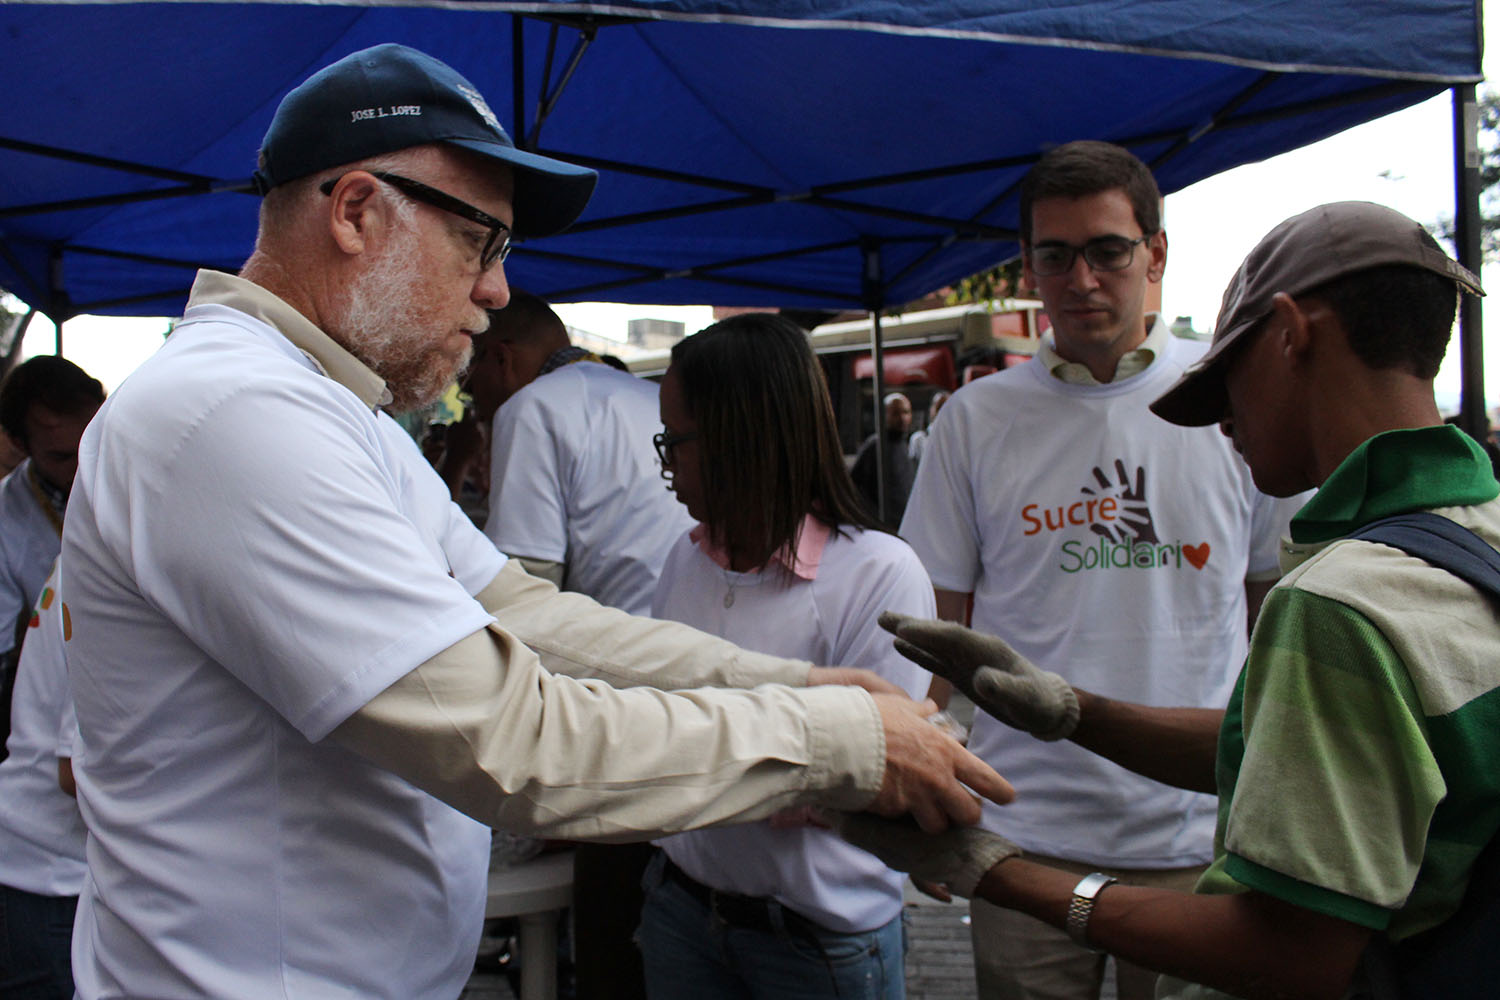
left=1065, top=871, right=1117, bottom=950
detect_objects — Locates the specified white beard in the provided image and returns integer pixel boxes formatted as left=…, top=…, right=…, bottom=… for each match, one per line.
left=334, top=224, right=477, bottom=412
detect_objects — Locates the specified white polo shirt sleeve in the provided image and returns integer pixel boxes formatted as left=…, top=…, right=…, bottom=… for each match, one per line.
left=898, top=391, right=984, bottom=594
left=376, top=410, right=507, bottom=595
left=89, top=372, right=493, bottom=741
left=486, top=385, right=569, bottom=563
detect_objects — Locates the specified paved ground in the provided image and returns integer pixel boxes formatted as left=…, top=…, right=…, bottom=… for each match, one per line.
left=898, top=887, right=981, bottom=999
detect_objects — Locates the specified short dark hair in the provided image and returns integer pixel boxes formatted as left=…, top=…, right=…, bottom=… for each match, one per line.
left=669, top=313, right=884, bottom=571
left=484, top=289, right=569, bottom=346
left=1300, top=259, right=1458, bottom=379
left=1019, top=140, right=1162, bottom=244
left=0, top=356, right=105, bottom=447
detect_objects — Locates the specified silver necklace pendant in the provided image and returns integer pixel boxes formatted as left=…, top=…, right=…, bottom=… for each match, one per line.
left=723, top=588, right=735, bottom=608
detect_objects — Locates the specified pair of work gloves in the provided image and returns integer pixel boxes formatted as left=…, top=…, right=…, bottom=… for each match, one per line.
left=831, top=612, right=1080, bottom=898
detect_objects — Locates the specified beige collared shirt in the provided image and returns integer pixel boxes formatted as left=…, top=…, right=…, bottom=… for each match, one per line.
left=186, top=272, right=885, bottom=837
left=1038, top=312, right=1170, bottom=385
left=188, top=270, right=392, bottom=409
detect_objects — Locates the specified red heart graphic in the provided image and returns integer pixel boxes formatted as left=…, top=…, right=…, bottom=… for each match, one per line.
left=1183, top=543, right=1210, bottom=570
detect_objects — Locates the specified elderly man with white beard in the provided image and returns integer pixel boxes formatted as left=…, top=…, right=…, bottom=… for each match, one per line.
left=59, top=44, right=1011, bottom=1000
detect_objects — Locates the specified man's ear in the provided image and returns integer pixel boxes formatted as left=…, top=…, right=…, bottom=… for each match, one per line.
left=3, top=428, right=28, bottom=459
left=492, top=340, right=515, bottom=374
left=1018, top=241, right=1037, bottom=294
left=1146, top=230, right=1167, bottom=283
left=324, top=171, right=386, bottom=257
left=1268, top=292, right=1315, bottom=362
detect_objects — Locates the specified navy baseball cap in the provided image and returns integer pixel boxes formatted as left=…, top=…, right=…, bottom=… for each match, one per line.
left=252, top=44, right=597, bottom=239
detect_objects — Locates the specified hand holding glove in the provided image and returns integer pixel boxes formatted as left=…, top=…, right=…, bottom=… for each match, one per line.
left=879, top=612, right=1080, bottom=741
left=830, top=811, right=1020, bottom=898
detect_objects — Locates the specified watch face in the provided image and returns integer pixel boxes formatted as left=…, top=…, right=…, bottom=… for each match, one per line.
left=1065, top=872, right=1117, bottom=950
left=1075, top=872, right=1117, bottom=898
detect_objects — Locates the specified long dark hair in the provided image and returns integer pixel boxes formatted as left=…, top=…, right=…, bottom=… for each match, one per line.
left=669, top=313, right=885, bottom=572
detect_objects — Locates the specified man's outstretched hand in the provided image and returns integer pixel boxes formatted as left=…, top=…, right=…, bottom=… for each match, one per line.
left=807, top=665, right=908, bottom=697
left=867, top=693, right=1014, bottom=832
left=879, top=613, right=1080, bottom=741
left=831, top=811, right=1020, bottom=898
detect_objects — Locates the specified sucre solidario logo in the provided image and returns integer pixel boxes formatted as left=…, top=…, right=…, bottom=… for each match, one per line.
left=1020, top=460, right=1211, bottom=573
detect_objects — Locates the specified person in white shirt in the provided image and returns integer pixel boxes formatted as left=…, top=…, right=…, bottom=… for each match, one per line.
left=462, top=290, right=693, bottom=612
left=0, top=561, right=83, bottom=1000
left=900, top=141, right=1304, bottom=1000
left=907, top=390, right=949, bottom=467
left=62, top=44, right=1011, bottom=1000
left=640, top=313, right=937, bottom=999
left=0, top=357, right=103, bottom=732
left=457, top=289, right=694, bottom=999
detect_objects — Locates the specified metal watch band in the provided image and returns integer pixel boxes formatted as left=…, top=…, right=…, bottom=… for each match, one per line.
left=1064, top=871, right=1117, bottom=950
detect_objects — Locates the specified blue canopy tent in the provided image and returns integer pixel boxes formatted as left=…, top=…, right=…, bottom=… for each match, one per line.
left=0, top=1, right=1486, bottom=511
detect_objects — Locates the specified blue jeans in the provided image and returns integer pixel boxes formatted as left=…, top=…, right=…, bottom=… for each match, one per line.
left=0, top=883, right=77, bottom=1000
left=636, top=853, right=905, bottom=1000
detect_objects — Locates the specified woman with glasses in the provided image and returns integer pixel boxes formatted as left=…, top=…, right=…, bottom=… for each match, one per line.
left=639, top=313, right=936, bottom=1000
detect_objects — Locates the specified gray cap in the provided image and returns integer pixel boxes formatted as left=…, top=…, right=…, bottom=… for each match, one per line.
left=252, top=44, right=597, bottom=239
left=1150, top=201, right=1483, bottom=427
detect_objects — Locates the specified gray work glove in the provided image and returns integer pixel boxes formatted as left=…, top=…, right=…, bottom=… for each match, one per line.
left=831, top=811, right=1020, bottom=898
left=879, top=612, right=1080, bottom=741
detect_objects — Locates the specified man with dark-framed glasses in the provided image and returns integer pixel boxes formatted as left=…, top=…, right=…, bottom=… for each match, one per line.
left=900, top=140, right=1306, bottom=1000
left=60, top=44, right=1013, bottom=999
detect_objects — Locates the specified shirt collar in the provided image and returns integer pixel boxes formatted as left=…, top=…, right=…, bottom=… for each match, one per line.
left=186, top=270, right=392, bottom=409
left=1289, top=424, right=1500, bottom=544
left=689, top=514, right=832, bottom=581
left=538, top=345, right=602, bottom=377
left=1039, top=312, right=1168, bottom=385
left=27, top=459, right=68, bottom=511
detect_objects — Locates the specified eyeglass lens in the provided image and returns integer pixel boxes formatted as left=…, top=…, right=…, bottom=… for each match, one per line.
left=654, top=430, right=695, bottom=465
left=1027, top=235, right=1146, bottom=276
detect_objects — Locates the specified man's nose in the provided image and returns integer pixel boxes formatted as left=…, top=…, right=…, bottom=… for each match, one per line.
left=1067, top=252, right=1101, bottom=291
left=473, top=263, right=511, bottom=310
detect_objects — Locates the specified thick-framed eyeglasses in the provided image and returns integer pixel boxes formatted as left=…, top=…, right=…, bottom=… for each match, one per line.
left=1025, top=234, right=1152, bottom=277
left=319, top=170, right=512, bottom=269
left=653, top=429, right=697, bottom=466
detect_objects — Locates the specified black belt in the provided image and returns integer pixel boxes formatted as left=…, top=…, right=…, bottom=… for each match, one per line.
left=661, top=855, right=826, bottom=941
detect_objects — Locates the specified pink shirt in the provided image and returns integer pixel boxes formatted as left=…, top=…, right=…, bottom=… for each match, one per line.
left=688, top=514, right=831, bottom=581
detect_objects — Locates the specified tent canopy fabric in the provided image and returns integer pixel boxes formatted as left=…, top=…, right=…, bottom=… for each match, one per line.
left=0, top=1, right=1483, bottom=321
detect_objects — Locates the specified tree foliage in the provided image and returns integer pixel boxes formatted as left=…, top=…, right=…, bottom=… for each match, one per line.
left=945, top=257, right=1026, bottom=310
left=1432, top=88, right=1500, bottom=262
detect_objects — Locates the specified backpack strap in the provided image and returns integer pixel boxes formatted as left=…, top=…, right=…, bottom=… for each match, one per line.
left=1348, top=511, right=1500, bottom=603
left=1344, top=510, right=1500, bottom=999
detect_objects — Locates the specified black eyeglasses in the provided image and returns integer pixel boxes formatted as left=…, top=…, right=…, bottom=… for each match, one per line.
left=653, top=429, right=697, bottom=466
left=320, top=170, right=512, bottom=269
left=1025, top=234, right=1152, bottom=277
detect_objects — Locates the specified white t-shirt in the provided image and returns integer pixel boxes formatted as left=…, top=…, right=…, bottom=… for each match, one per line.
left=0, top=560, right=85, bottom=897
left=901, top=331, right=1301, bottom=867
left=0, top=458, right=61, bottom=656
left=652, top=522, right=933, bottom=933
left=485, top=361, right=692, bottom=614
left=65, top=297, right=505, bottom=999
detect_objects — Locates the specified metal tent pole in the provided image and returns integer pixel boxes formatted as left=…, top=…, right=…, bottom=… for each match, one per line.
left=1, top=307, right=36, bottom=376
left=863, top=240, right=889, bottom=523
left=1453, top=84, right=1486, bottom=440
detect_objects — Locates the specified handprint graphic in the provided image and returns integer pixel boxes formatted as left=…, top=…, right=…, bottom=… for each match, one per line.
left=1080, top=460, right=1158, bottom=544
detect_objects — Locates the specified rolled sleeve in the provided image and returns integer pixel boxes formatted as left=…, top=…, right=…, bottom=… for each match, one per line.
left=475, top=560, right=813, bottom=690
left=331, top=623, right=884, bottom=840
